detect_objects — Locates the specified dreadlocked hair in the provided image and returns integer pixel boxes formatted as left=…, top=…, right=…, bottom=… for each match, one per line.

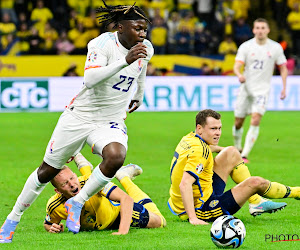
left=96, top=0, right=151, bottom=27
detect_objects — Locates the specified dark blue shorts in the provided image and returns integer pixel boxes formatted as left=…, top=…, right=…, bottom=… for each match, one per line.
left=130, top=202, right=150, bottom=228
left=110, top=200, right=150, bottom=229
left=195, top=173, right=241, bottom=222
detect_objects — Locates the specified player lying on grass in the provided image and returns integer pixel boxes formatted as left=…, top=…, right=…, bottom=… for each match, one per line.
left=44, top=153, right=166, bottom=234
left=168, top=109, right=299, bottom=225
left=0, top=1, right=153, bottom=243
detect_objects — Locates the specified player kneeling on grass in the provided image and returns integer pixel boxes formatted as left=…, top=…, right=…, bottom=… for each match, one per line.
left=44, top=154, right=166, bottom=234
left=168, top=109, right=299, bottom=225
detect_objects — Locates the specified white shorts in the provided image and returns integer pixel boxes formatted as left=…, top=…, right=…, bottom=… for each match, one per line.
left=43, top=110, right=128, bottom=169
left=234, top=85, right=269, bottom=117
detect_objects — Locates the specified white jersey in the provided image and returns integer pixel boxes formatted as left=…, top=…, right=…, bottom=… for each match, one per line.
left=69, top=31, right=154, bottom=122
left=235, top=38, right=286, bottom=94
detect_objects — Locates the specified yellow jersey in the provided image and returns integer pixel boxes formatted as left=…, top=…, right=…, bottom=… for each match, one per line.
left=168, top=132, right=214, bottom=215
left=45, top=174, right=120, bottom=231
left=287, top=11, right=300, bottom=30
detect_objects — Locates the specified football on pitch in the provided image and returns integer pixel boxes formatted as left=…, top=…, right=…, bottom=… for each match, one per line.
left=210, top=215, right=246, bottom=248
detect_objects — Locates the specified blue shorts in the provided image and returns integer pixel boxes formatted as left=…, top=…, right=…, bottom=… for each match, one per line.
left=110, top=200, right=150, bottom=229
left=195, top=173, right=240, bottom=222
left=130, top=202, right=150, bottom=228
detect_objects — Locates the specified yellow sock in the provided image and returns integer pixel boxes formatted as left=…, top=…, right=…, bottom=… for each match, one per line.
left=263, top=182, right=299, bottom=198
left=230, top=162, right=251, bottom=183
left=290, top=187, right=300, bottom=198
left=120, top=176, right=149, bottom=202
left=248, top=194, right=263, bottom=204
left=231, top=161, right=262, bottom=204
left=79, top=165, right=92, bottom=176
left=120, top=176, right=166, bottom=227
left=143, top=203, right=166, bottom=228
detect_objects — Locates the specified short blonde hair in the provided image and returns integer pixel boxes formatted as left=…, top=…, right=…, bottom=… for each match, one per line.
left=50, top=165, right=69, bottom=188
left=253, top=18, right=269, bottom=27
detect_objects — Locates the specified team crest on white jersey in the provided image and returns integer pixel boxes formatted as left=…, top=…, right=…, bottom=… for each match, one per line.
left=196, top=163, right=203, bottom=174
left=50, top=140, right=55, bottom=153
left=88, top=51, right=97, bottom=62
left=138, top=59, right=143, bottom=72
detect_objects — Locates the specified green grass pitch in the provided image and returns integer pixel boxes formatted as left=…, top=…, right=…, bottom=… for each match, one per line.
left=0, top=111, right=299, bottom=249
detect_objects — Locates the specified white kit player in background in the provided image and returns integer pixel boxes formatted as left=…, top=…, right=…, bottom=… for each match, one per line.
left=232, top=18, right=288, bottom=163
left=0, top=2, right=153, bottom=242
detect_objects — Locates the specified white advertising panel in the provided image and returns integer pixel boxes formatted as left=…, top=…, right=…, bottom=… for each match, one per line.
left=0, top=76, right=299, bottom=112
left=48, top=77, right=83, bottom=111
left=140, top=76, right=300, bottom=111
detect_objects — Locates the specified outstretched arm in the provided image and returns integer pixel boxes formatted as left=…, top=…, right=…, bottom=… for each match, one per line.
left=233, top=61, right=246, bottom=83
left=180, top=172, right=208, bottom=225
left=279, top=64, right=288, bottom=100
left=107, top=187, right=134, bottom=235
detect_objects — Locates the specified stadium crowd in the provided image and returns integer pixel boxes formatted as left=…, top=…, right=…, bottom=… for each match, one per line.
left=0, top=0, right=299, bottom=73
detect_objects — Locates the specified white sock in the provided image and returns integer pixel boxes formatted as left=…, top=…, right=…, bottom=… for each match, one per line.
left=7, top=169, right=47, bottom=222
left=232, top=126, right=243, bottom=151
left=74, top=165, right=112, bottom=205
left=241, top=125, right=259, bottom=158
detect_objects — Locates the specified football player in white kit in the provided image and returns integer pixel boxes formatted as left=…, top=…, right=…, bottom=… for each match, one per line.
left=232, top=18, right=288, bottom=163
left=0, top=2, right=153, bottom=242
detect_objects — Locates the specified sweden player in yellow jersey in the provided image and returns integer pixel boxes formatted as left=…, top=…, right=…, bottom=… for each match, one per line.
left=44, top=154, right=166, bottom=234
left=168, top=109, right=300, bottom=225
left=169, top=131, right=214, bottom=221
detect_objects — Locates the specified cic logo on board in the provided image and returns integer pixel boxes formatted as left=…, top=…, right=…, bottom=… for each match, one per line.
left=0, top=81, right=49, bottom=110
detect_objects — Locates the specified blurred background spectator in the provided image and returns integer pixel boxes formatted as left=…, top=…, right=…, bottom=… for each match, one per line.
left=233, top=17, right=252, bottom=46
left=27, top=26, right=44, bottom=54
left=218, top=35, right=237, bottom=55
left=175, top=25, right=192, bottom=54
left=30, top=0, right=53, bottom=33
left=194, top=22, right=210, bottom=56
left=1, top=0, right=18, bottom=24
left=287, top=2, right=300, bottom=56
left=194, top=0, right=214, bottom=28
left=55, top=30, right=75, bottom=55
left=150, top=16, right=168, bottom=54
left=40, top=21, right=58, bottom=54
left=166, top=11, right=180, bottom=54
left=16, top=21, right=30, bottom=54
left=0, top=12, right=17, bottom=52
left=67, top=21, right=89, bottom=54
left=63, top=63, right=79, bottom=76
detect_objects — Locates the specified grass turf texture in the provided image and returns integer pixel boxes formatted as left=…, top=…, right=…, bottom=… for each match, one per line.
left=0, top=111, right=299, bottom=249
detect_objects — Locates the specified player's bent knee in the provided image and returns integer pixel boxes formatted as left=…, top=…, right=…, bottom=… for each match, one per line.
left=221, top=146, right=240, bottom=159
left=147, top=213, right=166, bottom=228
left=251, top=114, right=262, bottom=126
left=235, top=118, right=244, bottom=128
left=251, top=120, right=260, bottom=126
left=105, top=153, right=125, bottom=167
left=247, top=176, right=267, bottom=189
left=225, top=146, right=240, bottom=154
left=102, top=143, right=126, bottom=161
left=37, top=161, right=61, bottom=183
